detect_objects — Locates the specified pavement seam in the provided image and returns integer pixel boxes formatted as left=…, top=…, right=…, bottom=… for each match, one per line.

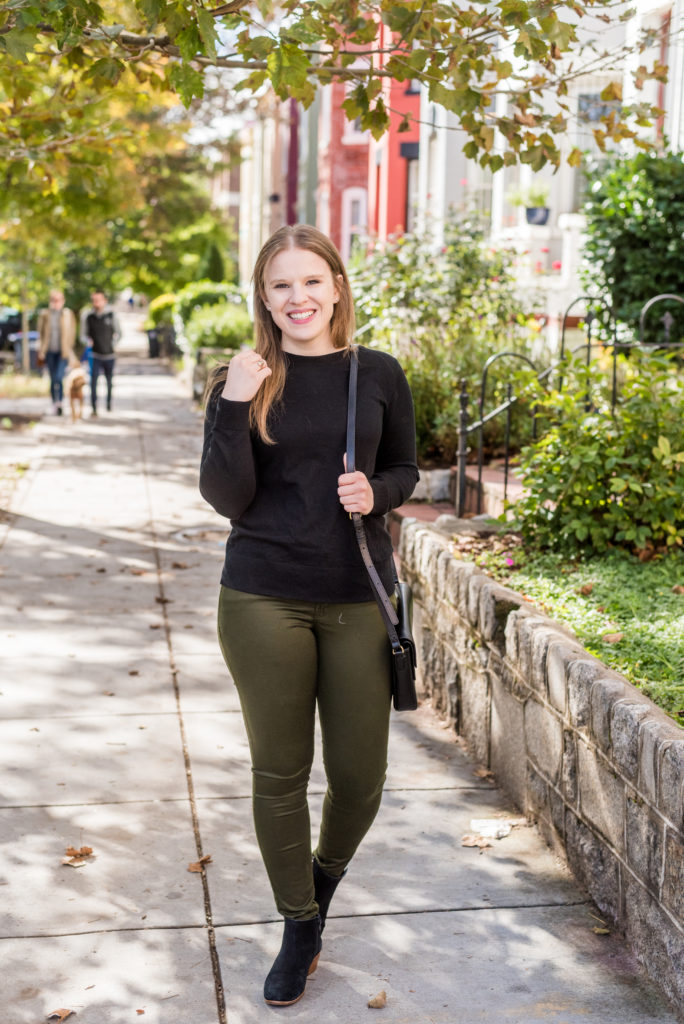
left=137, top=412, right=227, bottom=1024
left=0, top=898, right=593, bottom=941
left=0, top=785, right=497, bottom=810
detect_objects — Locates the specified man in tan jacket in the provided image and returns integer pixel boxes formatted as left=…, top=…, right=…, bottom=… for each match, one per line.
left=38, top=290, right=77, bottom=416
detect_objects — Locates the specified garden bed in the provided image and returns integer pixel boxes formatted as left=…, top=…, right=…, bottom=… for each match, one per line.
left=452, top=530, right=684, bottom=723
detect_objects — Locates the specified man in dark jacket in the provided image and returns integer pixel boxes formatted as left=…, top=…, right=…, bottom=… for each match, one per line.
left=84, top=290, right=122, bottom=417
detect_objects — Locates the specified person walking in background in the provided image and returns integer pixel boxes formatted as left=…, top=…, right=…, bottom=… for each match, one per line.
left=199, top=225, right=418, bottom=1007
left=84, top=290, right=121, bottom=417
left=37, top=290, right=77, bottom=416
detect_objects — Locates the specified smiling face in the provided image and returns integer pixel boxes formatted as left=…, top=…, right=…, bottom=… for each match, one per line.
left=262, top=246, right=342, bottom=356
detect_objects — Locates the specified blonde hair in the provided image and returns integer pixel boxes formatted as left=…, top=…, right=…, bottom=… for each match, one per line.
left=205, top=225, right=355, bottom=444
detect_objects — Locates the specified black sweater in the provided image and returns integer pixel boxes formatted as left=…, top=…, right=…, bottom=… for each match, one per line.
left=199, top=346, right=419, bottom=603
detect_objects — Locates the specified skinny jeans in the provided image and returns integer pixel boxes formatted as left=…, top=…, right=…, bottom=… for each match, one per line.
left=45, top=351, right=67, bottom=404
left=217, top=585, right=392, bottom=920
left=91, top=356, right=115, bottom=411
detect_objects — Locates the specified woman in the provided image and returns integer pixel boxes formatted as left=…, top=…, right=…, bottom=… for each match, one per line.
left=199, top=225, right=418, bottom=1006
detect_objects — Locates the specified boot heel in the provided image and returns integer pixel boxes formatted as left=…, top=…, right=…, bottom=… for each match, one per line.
left=308, top=952, right=320, bottom=976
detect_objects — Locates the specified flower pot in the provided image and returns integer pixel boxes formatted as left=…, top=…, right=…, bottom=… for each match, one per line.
left=525, top=206, right=550, bottom=226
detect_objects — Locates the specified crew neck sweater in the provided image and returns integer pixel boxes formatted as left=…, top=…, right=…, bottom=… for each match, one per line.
left=199, top=345, right=419, bottom=603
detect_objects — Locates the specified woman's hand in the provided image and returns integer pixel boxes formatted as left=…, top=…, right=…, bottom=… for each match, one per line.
left=338, top=453, right=374, bottom=515
left=222, top=350, right=272, bottom=402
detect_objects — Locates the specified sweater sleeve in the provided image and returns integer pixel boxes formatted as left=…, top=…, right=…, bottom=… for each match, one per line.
left=199, top=390, right=257, bottom=520
left=369, top=358, right=420, bottom=516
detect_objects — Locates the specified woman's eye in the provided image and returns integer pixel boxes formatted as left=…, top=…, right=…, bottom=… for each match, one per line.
left=306, top=279, right=321, bottom=286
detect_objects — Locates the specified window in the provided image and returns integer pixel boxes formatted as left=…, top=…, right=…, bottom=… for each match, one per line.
left=341, top=187, right=367, bottom=262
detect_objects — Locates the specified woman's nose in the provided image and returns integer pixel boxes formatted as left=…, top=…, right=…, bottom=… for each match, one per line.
left=290, top=282, right=307, bottom=303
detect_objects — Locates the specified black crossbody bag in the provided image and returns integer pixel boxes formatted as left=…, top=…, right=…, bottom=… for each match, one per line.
left=346, top=348, right=418, bottom=711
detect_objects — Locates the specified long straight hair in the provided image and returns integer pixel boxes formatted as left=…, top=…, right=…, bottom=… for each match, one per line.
left=205, top=225, right=356, bottom=444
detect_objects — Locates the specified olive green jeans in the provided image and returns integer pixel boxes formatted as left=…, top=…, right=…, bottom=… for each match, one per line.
left=217, top=585, right=392, bottom=920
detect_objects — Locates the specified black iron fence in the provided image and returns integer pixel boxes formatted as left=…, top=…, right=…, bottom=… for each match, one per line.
left=453, top=293, right=684, bottom=518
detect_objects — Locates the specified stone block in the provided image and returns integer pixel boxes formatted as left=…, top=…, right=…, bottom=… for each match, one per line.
left=565, top=811, right=621, bottom=920
left=504, top=606, right=534, bottom=663
left=659, top=740, right=684, bottom=832
left=545, top=638, right=585, bottom=717
left=478, top=580, right=525, bottom=655
left=525, top=760, right=549, bottom=819
left=459, top=664, right=490, bottom=766
left=590, top=676, right=628, bottom=752
left=517, top=615, right=555, bottom=694
left=549, top=787, right=567, bottom=845
left=662, top=829, right=684, bottom=923
left=524, top=697, right=563, bottom=783
left=611, top=700, right=651, bottom=782
left=562, top=729, right=578, bottom=806
left=397, top=519, right=419, bottom=568
left=623, top=872, right=684, bottom=1012
left=418, top=531, right=448, bottom=590
left=410, top=474, right=429, bottom=502
left=639, top=713, right=684, bottom=806
left=445, top=558, right=477, bottom=618
left=566, top=657, right=605, bottom=733
left=577, top=741, right=625, bottom=851
left=465, top=571, right=489, bottom=629
left=625, top=795, right=665, bottom=896
left=490, top=672, right=526, bottom=810
left=435, top=549, right=451, bottom=598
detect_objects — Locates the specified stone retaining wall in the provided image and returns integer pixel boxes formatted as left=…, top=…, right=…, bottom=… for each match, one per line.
left=396, top=514, right=684, bottom=1014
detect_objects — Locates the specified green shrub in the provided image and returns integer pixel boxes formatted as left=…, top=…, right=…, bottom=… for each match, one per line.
left=175, top=280, right=242, bottom=326
left=145, top=293, right=176, bottom=329
left=184, top=301, right=253, bottom=351
left=348, top=212, right=542, bottom=464
left=511, top=351, right=684, bottom=554
left=583, top=150, right=684, bottom=345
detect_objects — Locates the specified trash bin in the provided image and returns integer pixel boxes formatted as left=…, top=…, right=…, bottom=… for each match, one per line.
left=147, top=329, right=160, bottom=358
left=10, top=331, right=40, bottom=370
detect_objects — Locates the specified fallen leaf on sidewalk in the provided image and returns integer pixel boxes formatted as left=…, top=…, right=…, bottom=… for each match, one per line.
left=171, top=561, right=188, bottom=570
left=461, top=834, right=492, bottom=849
left=46, top=1010, right=75, bottom=1022
left=601, top=632, right=624, bottom=643
left=473, top=767, right=494, bottom=781
left=62, top=845, right=94, bottom=868
left=128, top=669, right=139, bottom=676
left=130, top=568, right=147, bottom=576
left=188, top=854, right=212, bottom=873
left=368, top=990, right=387, bottom=1009
left=136, top=1011, right=145, bottom=1016
left=592, top=926, right=611, bottom=935
left=155, top=596, right=172, bottom=604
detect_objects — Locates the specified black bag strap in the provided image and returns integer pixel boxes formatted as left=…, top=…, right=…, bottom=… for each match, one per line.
left=346, top=348, right=402, bottom=648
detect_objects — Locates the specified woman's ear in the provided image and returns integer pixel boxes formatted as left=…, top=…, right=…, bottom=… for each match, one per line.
left=333, top=274, right=343, bottom=304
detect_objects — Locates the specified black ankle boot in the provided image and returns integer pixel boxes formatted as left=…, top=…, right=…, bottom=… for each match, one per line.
left=313, top=857, right=347, bottom=933
left=263, top=915, right=322, bottom=1006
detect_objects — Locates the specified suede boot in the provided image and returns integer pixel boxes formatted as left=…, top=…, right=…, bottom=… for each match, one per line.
left=263, top=915, right=322, bottom=1006
left=313, top=857, right=347, bottom=933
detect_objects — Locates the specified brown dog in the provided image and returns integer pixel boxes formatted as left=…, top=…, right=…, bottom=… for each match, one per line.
left=63, top=365, right=87, bottom=422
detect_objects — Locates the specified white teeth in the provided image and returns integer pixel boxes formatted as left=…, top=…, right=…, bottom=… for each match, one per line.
left=289, top=310, right=314, bottom=320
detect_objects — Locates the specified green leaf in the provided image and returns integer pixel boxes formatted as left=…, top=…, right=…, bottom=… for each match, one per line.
left=196, top=8, right=218, bottom=62
left=168, top=62, right=204, bottom=105
left=2, top=27, right=37, bottom=61
left=85, top=57, right=125, bottom=85
left=657, top=435, right=671, bottom=457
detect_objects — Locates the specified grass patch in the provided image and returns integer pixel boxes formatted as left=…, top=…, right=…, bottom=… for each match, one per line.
left=0, top=369, right=49, bottom=399
left=453, top=534, right=684, bottom=724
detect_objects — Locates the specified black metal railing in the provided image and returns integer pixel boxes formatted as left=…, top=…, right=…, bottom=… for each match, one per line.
left=453, top=292, right=684, bottom=518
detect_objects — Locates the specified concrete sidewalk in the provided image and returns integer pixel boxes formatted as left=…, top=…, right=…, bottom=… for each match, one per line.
left=0, top=342, right=679, bottom=1024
